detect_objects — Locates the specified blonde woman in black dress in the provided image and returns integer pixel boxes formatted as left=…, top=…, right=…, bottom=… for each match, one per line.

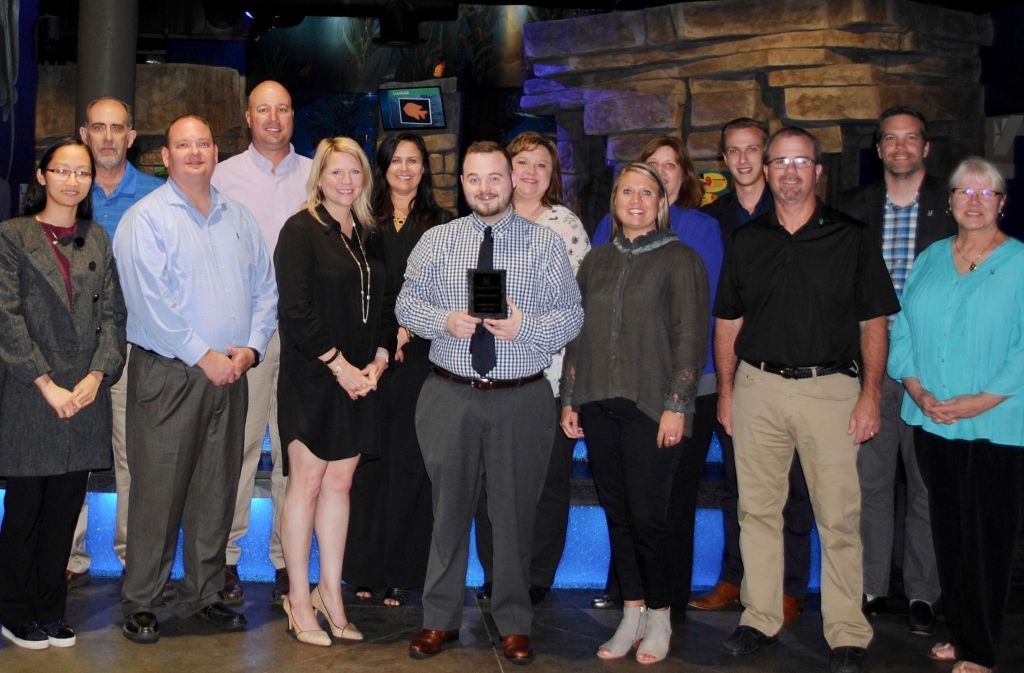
left=275, top=137, right=394, bottom=646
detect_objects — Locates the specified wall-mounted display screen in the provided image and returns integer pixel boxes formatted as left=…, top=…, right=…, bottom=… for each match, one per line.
left=378, top=86, right=446, bottom=130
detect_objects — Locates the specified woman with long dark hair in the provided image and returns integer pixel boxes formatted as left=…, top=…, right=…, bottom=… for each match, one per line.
left=0, top=138, right=126, bottom=649
left=344, top=132, right=452, bottom=607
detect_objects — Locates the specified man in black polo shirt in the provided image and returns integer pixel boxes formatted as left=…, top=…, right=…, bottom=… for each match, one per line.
left=715, top=126, right=898, bottom=673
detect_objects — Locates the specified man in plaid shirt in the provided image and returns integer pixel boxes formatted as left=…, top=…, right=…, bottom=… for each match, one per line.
left=839, top=106, right=955, bottom=637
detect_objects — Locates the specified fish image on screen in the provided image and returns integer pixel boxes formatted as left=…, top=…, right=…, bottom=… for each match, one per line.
left=379, top=86, right=447, bottom=130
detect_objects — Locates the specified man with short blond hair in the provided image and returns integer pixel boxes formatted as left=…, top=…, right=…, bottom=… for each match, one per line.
left=211, top=80, right=311, bottom=606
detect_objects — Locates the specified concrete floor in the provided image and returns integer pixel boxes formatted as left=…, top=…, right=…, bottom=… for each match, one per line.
left=1, top=579, right=1021, bottom=673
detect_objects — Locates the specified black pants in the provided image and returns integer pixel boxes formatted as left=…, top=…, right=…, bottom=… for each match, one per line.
left=582, top=399, right=681, bottom=609
left=0, top=471, right=89, bottom=625
left=475, top=396, right=575, bottom=589
left=915, top=428, right=1024, bottom=669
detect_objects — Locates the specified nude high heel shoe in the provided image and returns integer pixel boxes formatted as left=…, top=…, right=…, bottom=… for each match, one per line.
left=311, top=585, right=363, bottom=641
left=597, top=605, right=647, bottom=659
left=282, top=595, right=331, bottom=647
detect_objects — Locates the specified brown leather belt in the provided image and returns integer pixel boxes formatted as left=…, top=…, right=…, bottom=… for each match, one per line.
left=431, top=366, right=544, bottom=390
left=742, top=358, right=858, bottom=380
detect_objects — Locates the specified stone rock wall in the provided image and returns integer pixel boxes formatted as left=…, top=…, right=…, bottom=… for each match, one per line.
left=521, top=0, right=992, bottom=216
left=37, top=64, right=247, bottom=174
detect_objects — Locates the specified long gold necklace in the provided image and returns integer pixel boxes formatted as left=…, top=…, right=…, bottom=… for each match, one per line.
left=339, top=220, right=371, bottom=324
left=954, top=229, right=999, bottom=272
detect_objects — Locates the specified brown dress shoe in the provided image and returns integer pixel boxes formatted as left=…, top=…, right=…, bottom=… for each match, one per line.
left=409, top=628, right=459, bottom=659
left=502, top=634, right=535, bottom=664
left=782, top=594, right=804, bottom=625
left=270, top=568, right=289, bottom=606
left=688, top=581, right=740, bottom=610
left=219, top=564, right=244, bottom=606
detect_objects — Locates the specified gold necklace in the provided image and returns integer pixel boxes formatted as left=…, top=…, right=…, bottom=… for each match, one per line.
left=339, top=220, right=371, bottom=324
left=954, top=229, right=999, bottom=272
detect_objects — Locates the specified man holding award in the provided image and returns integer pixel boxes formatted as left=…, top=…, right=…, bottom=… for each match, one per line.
left=396, top=140, right=584, bottom=665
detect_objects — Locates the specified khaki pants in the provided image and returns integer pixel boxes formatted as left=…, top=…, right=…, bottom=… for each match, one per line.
left=732, top=361, right=873, bottom=648
left=226, top=329, right=285, bottom=569
left=68, top=345, right=131, bottom=572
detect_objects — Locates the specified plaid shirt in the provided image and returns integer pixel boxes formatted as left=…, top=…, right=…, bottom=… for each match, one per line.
left=881, top=194, right=919, bottom=299
left=396, top=207, right=584, bottom=380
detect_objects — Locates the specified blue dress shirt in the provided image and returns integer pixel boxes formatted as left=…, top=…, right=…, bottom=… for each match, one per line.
left=888, top=237, right=1024, bottom=446
left=113, top=180, right=278, bottom=366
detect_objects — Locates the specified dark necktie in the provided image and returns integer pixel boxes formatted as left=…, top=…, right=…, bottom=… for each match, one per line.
left=471, top=226, right=496, bottom=376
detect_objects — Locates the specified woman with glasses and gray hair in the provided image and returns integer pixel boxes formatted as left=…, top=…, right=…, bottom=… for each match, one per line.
left=888, top=156, right=1024, bottom=673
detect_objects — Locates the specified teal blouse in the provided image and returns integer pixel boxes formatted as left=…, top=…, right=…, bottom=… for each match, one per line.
left=888, top=236, right=1024, bottom=446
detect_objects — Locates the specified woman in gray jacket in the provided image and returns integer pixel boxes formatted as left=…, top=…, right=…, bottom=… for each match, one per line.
left=0, top=138, right=126, bottom=650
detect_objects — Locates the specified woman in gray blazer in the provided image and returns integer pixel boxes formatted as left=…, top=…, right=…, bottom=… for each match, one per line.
left=0, top=138, right=126, bottom=650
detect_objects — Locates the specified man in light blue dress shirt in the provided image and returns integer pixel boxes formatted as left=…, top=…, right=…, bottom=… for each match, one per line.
left=113, top=115, right=277, bottom=644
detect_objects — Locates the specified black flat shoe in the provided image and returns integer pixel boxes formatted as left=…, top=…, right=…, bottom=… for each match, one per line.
left=384, top=587, right=410, bottom=607
left=40, top=618, right=76, bottom=648
left=590, top=593, right=621, bottom=610
left=721, top=625, right=778, bottom=656
left=191, top=602, right=247, bottom=631
left=862, top=594, right=887, bottom=616
left=830, top=646, right=867, bottom=673
left=908, top=599, right=935, bottom=635
left=122, top=611, right=160, bottom=644
left=2, top=622, right=50, bottom=650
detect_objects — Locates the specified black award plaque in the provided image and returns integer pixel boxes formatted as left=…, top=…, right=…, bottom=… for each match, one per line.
left=467, top=269, right=507, bottom=319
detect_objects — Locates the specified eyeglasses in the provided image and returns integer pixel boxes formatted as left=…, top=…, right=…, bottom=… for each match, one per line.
left=950, top=188, right=1003, bottom=201
left=766, top=156, right=815, bottom=170
left=45, top=168, right=93, bottom=180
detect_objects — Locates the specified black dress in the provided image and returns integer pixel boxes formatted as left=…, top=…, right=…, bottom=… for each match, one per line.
left=344, top=209, right=451, bottom=590
left=275, top=206, right=392, bottom=472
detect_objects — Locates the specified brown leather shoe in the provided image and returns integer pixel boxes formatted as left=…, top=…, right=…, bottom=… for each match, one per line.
left=688, top=581, right=740, bottom=610
left=502, top=634, right=535, bottom=664
left=270, top=568, right=289, bottom=606
left=219, top=564, right=244, bottom=606
left=409, top=628, right=459, bottom=659
left=782, top=594, right=804, bottom=625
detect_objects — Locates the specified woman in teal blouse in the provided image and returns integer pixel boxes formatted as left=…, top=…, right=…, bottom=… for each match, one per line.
left=888, top=157, right=1024, bottom=673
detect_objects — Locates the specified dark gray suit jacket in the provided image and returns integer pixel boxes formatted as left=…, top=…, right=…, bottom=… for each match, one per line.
left=839, top=174, right=956, bottom=257
left=0, top=216, right=127, bottom=476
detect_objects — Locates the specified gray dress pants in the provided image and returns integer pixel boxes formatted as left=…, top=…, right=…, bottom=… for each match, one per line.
left=416, top=374, right=555, bottom=636
left=858, top=375, right=939, bottom=602
left=121, top=348, right=247, bottom=618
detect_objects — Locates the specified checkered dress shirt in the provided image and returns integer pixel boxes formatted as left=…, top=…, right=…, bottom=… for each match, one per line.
left=396, top=207, right=584, bottom=380
left=881, top=194, right=919, bottom=299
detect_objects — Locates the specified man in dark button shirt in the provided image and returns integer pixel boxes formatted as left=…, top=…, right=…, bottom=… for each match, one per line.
left=715, top=126, right=899, bottom=673
left=839, top=107, right=951, bottom=634
left=691, top=118, right=813, bottom=625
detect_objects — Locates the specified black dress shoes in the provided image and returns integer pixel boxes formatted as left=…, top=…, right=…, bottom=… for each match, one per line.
left=123, top=611, right=160, bottom=644
left=192, top=602, right=247, bottom=631
left=861, top=594, right=887, bottom=616
left=270, top=568, right=289, bottom=606
left=830, top=646, right=867, bottom=673
left=219, top=565, right=244, bottom=606
left=908, top=599, right=935, bottom=635
left=721, top=625, right=778, bottom=656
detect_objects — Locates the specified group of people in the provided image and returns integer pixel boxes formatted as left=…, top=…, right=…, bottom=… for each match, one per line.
left=0, top=79, right=1019, bottom=673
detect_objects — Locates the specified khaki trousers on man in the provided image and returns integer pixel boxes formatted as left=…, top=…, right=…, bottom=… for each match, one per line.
left=732, top=361, right=873, bottom=649
left=68, top=345, right=131, bottom=572
left=226, top=329, right=285, bottom=569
